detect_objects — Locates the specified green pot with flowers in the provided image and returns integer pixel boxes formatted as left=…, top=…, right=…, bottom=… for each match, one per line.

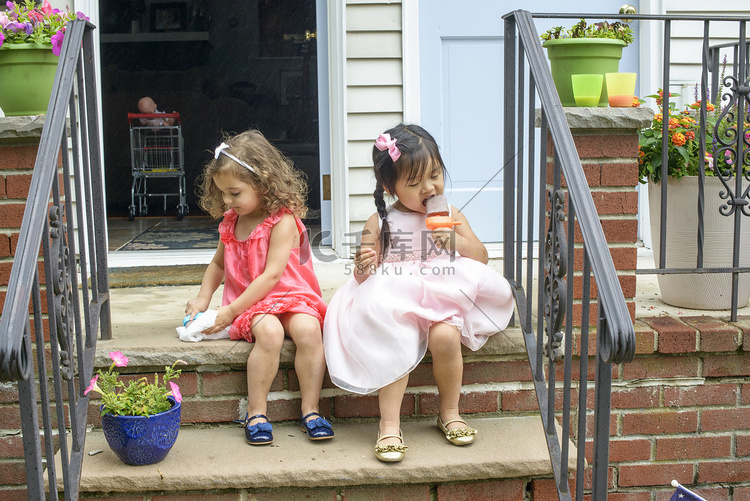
left=0, top=0, right=88, bottom=116
left=638, top=89, right=750, bottom=310
left=541, top=19, right=634, bottom=107
left=85, top=351, right=187, bottom=466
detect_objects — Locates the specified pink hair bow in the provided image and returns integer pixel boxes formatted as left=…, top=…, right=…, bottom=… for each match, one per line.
left=374, top=133, right=401, bottom=162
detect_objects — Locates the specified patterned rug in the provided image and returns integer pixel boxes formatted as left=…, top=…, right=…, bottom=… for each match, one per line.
left=107, top=264, right=206, bottom=287
left=118, top=217, right=219, bottom=251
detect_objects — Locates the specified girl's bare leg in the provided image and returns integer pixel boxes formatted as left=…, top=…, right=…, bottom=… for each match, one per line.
left=378, top=375, right=409, bottom=445
left=428, top=322, right=465, bottom=430
left=282, top=313, right=326, bottom=420
left=246, top=314, right=285, bottom=425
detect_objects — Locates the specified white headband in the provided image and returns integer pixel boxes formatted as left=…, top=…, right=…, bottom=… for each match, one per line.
left=214, top=142, right=256, bottom=173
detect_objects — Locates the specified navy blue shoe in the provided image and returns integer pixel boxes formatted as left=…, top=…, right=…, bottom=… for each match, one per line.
left=300, top=412, right=334, bottom=440
left=235, top=414, right=273, bottom=445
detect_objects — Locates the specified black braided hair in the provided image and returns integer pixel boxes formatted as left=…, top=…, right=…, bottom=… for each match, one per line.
left=373, top=184, right=390, bottom=256
left=371, top=123, right=447, bottom=257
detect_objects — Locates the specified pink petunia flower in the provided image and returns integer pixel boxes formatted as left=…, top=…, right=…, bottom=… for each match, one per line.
left=109, top=350, right=129, bottom=367
left=0, top=32, right=4, bottom=48
left=40, top=0, right=52, bottom=15
left=75, top=11, right=89, bottom=21
left=84, top=375, right=99, bottom=396
left=27, top=10, right=43, bottom=23
left=169, top=382, right=182, bottom=403
left=51, top=29, right=64, bottom=55
left=0, top=12, right=9, bottom=28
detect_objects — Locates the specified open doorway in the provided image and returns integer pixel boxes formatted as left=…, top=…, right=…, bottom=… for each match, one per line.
left=99, top=0, right=321, bottom=250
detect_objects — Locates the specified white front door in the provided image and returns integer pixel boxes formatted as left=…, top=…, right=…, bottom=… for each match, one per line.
left=418, top=0, right=506, bottom=242
left=417, top=1, right=633, bottom=243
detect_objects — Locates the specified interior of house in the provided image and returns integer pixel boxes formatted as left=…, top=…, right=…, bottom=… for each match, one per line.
left=99, top=0, right=320, bottom=250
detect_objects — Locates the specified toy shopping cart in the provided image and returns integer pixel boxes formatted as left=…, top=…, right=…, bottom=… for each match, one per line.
left=127, top=112, right=189, bottom=220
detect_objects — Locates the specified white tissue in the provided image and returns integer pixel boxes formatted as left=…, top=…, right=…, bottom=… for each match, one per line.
left=176, top=310, right=230, bottom=342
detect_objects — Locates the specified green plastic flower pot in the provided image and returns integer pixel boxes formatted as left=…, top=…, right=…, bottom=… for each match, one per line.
left=0, top=43, right=58, bottom=116
left=543, top=38, right=627, bottom=107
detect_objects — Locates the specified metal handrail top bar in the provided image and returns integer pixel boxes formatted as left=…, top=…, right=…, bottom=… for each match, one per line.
left=524, top=12, right=750, bottom=21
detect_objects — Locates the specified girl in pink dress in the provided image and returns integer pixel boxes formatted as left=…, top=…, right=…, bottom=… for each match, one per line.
left=323, top=124, right=514, bottom=462
left=186, top=130, right=333, bottom=446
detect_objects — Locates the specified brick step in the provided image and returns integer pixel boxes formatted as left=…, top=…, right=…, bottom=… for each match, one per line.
left=60, top=415, right=573, bottom=499
left=91, top=315, right=530, bottom=425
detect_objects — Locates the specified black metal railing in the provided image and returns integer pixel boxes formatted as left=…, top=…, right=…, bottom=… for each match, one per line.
left=0, top=19, right=109, bottom=500
left=503, top=10, right=636, bottom=501
left=637, top=13, right=750, bottom=322
left=504, top=9, right=750, bottom=500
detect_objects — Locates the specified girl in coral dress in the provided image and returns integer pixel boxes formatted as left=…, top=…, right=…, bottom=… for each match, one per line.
left=323, top=124, right=514, bottom=462
left=186, top=130, right=333, bottom=446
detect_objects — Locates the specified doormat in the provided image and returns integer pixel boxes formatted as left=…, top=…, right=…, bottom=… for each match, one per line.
left=118, top=217, right=219, bottom=251
left=107, top=264, right=206, bottom=288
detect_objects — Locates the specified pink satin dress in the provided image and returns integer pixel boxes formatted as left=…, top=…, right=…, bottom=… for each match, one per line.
left=323, top=205, right=515, bottom=394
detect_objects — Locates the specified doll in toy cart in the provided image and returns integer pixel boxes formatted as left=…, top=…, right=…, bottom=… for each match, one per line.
left=127, top=97, right=188, bottom=220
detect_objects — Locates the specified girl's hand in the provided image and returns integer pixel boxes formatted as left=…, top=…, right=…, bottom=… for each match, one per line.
left=354, top=247, right=378, bottom=277
left=203, top=305, right=235, bottom=334
left=432, top=227, right=458, bottom=253
left=185, top=296, right=210, bottom=321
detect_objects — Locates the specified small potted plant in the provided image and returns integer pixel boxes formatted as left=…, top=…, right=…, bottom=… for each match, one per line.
left=540, top=19, right=634, bottom=106
left=0, top=0, right=89, bottom=116
left=85, top=351, right=187, bottom=465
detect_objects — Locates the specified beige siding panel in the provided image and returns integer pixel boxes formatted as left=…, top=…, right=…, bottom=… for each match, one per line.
left=347, top=4, right=402, bottom=32
left=669, top=22, right=745, bottom=39
left=349, top=139, right=378, bottom=168
left=666, top=0, right=748, bottom=11
left=347, top=32, right=402, bottom=58
left=349, top=166, right=376, bottom=195
left=347, top=59, right=403, bottom=86
left=348, top=86, right=403, bottom=113
left=347, top=0, right=401, bottom=4
left=350, top=194, right=378, bottom=223
left=347, top=112, right=404, bottom=141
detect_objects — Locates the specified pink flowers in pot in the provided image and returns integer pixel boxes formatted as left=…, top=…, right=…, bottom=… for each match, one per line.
left=0, top=0, right=88, bottom=55
left=85, top=351, right=187, bottom=417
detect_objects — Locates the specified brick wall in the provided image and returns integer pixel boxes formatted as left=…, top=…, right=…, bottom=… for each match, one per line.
left=83, top=354, right=536, bottom=427
left=545, top=108, right=653, bottom=327
left=570, top=315, right=750, bottom=500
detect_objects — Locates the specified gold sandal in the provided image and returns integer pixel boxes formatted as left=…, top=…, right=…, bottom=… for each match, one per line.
left=374, top=430, right=407, bottom=462
left=437, top=416, right=477, bottom=446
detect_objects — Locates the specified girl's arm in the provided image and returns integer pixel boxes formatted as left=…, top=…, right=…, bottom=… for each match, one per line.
left=185, top=242, right=226, bottom=319
left=353, top=213, right=382, bottom=284
left=432, top=206, right=489, bottom=264
left=205, top=213, right=298, bottom=333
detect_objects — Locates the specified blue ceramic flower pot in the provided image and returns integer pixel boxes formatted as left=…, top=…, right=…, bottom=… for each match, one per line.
left=100, top=397, right=181, bottom=466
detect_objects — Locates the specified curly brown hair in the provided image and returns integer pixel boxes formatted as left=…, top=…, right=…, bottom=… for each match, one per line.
left=197, top=129, right=308, bottom=219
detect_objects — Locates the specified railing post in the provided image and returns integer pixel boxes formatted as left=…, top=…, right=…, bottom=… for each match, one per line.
left=544, top=108, right=653, bottom=325
left=0, top=115, right=53, bottom=499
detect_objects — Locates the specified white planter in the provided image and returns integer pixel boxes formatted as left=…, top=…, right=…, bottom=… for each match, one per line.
left=648, top=176, right=750, bottom=310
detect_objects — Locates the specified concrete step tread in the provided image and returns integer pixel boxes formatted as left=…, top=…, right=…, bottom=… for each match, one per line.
left=102, top=285, right=525, bottom=368
left=69, top=415, right=569, bottom=493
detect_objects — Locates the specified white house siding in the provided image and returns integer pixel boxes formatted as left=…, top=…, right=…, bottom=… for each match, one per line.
left=665, top=0, right=750, bottom=108
left=638, top=0, right=750, bottom=247
left=345, top=0, right=405, bottom=242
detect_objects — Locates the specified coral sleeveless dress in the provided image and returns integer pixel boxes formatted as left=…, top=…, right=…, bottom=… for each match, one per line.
left=323, top=205, right=515, bottom=394
left=219, top=208, right=327, bottom=342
